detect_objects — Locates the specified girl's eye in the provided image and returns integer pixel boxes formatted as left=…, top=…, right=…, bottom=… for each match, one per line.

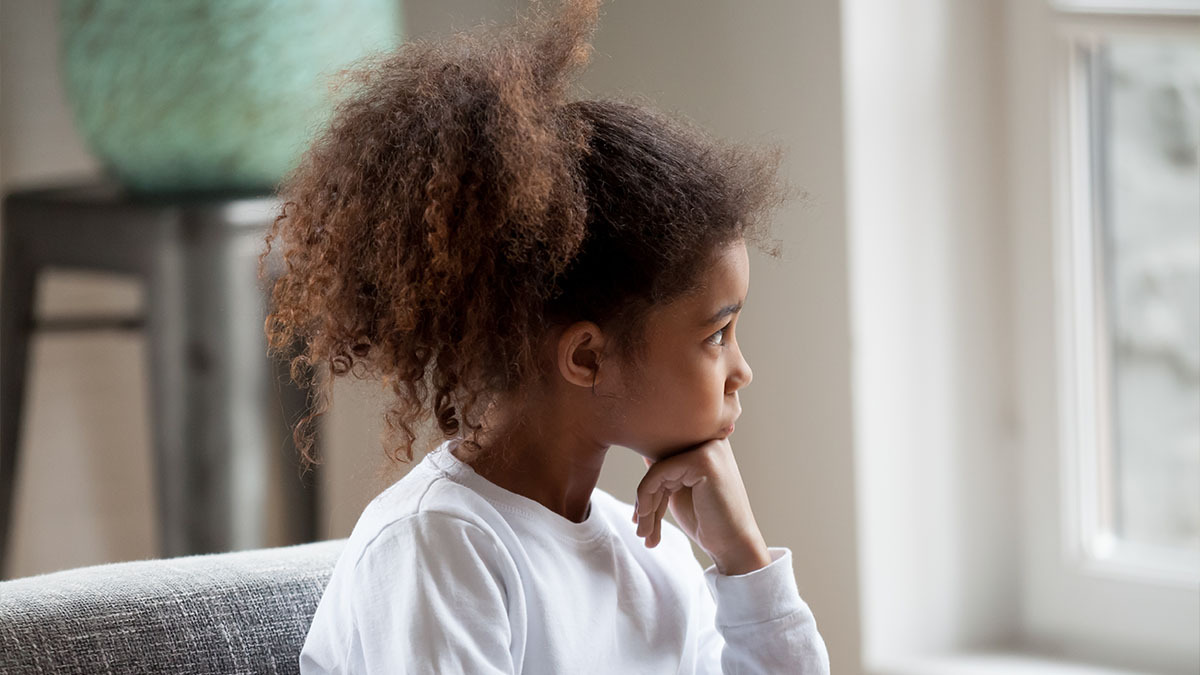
left=707, top=322, right=731, bottom=347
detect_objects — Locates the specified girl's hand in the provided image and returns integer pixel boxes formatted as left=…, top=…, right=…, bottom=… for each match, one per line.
left=632, top=438, right=772, bottom=576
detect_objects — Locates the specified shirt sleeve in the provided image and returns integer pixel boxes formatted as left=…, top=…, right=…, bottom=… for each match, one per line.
left=694, top=546, right=831, bottom=675
left=346, top=513, right=518, bottom=674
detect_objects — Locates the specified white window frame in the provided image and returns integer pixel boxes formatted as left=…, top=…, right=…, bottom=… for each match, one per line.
left=1020, top=3, right=1200, bottom=671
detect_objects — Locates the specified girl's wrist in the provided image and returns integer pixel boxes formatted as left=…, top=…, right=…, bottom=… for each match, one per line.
left=711, top=534, right=772, bottom=576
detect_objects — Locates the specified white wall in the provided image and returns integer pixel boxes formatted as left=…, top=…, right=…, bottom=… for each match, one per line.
left=2, top=0, right=862, bottom=671
left=844, top=0, right=1020, bottom=667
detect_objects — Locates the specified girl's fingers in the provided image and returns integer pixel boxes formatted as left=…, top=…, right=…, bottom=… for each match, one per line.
left=649, top=489, right=671, bottom=548
left=636, top=491, right=656, bottom=538
left=636, top=490, right=661, bottom=540
left=637, top=459, right=705, bottom=512
left=649, top=490, right=665, bottom=538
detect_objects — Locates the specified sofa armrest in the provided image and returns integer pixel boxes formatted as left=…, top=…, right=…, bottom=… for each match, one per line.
left=0, top=538, right=346, bottom=674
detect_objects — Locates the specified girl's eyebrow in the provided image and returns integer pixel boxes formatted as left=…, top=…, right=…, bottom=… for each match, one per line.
left=703, top=301, right=743, bottom=326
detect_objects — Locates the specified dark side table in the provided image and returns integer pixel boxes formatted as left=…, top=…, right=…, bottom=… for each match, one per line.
left=0, top=178, right=321, bottom=578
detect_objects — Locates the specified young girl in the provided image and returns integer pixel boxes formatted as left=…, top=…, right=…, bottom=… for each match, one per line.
left=262, top=1, right=829, bottom=672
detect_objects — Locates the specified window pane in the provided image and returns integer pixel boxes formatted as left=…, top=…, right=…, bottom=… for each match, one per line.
left=1100, top=37, right=1200, bottom=556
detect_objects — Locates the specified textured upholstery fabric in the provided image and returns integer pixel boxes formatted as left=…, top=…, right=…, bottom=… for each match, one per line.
left=0, top=539, right=345, bottom=675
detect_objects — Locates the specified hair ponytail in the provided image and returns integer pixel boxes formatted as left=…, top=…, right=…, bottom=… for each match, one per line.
left=260, top=0, right=790, bottom=469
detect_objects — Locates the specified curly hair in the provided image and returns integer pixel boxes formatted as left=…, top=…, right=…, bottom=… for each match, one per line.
left=259, top=0, right=790, bottom=472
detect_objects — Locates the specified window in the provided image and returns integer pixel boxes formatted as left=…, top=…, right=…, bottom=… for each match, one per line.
left=1023, top=3, right=1200, bottom=671
left=846, top=0, right=1197, bottom=670
left=1077, top=35, right=1200, bottom=581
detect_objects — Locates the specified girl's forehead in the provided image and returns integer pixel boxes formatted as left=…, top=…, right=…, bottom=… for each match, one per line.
left=651, top=242, right=750, bottom=329
left=695, top=243, right=750, bottom=310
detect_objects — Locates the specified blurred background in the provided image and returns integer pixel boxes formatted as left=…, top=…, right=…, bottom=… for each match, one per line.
left=0, top=1, right=1196, bottom=674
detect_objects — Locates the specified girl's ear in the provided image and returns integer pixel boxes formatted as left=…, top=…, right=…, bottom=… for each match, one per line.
left=557, top=321, right=607, bottom=389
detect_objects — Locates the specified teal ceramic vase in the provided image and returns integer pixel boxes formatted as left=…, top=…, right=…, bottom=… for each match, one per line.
left=58, top=0, right=403, bottom=194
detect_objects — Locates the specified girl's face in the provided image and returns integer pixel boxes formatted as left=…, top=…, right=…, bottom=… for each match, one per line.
left=604, top=240, right=753, bottom=459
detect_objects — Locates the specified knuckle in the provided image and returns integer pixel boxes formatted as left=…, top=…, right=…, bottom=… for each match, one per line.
left=635, top=481, right=657, bottom=505
left=697, top=444, right=721, bottom=472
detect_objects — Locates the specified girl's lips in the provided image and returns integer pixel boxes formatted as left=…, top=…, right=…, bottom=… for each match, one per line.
left=721, top=423, right=735, bottom=435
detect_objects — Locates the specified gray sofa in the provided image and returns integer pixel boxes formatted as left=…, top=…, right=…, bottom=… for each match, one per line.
left=0, top=539, right=345, bottom=674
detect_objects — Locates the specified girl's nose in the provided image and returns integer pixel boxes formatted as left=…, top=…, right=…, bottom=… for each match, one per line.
left=728, top=345, right=752, bottom=392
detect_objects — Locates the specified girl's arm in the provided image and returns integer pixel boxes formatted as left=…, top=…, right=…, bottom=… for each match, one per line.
left=692, top=546, right=830, bottom=674
left=634, top=440, right=831, bottom=674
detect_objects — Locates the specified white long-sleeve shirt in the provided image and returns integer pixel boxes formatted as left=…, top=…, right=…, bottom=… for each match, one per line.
left=300, top=438, right=830, bottom=674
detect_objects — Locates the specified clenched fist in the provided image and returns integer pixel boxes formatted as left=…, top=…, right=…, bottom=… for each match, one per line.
left=632, top=438, right=771, bottom=576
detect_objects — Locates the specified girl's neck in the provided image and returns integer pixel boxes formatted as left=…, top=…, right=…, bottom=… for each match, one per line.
left=452, top=393, right=609, bottom=524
